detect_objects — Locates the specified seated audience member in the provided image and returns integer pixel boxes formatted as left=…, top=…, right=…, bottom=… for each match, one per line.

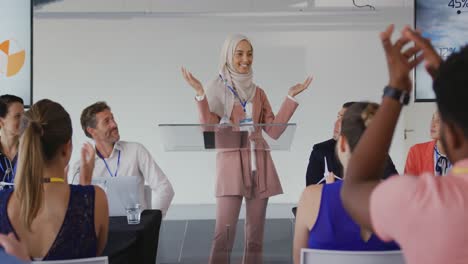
left=305, top=102, right=398, bottom=185
left=341, top=25, right=468, bottom=264
left=405, top=111, right=452, bottom=176
left=0, top=95, right=24, bottom=187
left=71, top=101, right=174, bottom=216
left=0, top=99, right=108, bottom=260
left=0, top=233, right=30, bottom=263
left=294, top=102, right=399, bottom=264
left=305, top=102, right=353, bottom=185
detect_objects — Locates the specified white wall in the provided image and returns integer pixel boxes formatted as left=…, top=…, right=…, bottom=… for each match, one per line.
left=33, top=9, right=415, bottom=207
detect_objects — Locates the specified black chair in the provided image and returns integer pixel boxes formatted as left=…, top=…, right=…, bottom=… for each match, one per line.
left=104, top=210, right=162, bottom=264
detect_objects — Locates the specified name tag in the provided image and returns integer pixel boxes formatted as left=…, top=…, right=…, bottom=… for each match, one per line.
left=240, top=117, right=254, bottom=131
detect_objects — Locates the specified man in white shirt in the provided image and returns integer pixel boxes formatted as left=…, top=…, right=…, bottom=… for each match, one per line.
left=70, top=101, right=174, bottom=216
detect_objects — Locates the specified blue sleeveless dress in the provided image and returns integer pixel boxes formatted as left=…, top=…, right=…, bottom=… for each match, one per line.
left=0, top=185, right=97, bottom=260
left=308, top=181, right=399, bottom=251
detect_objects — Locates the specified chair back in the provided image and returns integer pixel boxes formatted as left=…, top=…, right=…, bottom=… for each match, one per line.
left=33, top=256, right=109, bottom=264
left=300, top=249, right=405, bottom=264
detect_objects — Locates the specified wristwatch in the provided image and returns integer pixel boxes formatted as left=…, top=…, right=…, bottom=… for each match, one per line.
left=383, top=86, right=410, bottom=105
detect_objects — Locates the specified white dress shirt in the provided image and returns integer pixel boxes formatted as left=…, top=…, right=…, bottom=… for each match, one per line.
left=70, top=141, right=174, bottom=216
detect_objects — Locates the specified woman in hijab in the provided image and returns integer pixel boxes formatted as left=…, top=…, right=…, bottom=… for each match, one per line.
left=182, top=34, right=312, bottom=264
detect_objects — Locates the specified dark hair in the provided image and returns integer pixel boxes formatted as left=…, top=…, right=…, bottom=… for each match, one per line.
left=433, top=45, right=468, bottom=138
left=341, top=102, right=379, bottom=152
left=15, top=99, right=72, bottom=230
left=342, top=101, right=356, bottom=109
left=0, top=94, right=24, bottom=118
left=80, top=101, right=110, bottom=138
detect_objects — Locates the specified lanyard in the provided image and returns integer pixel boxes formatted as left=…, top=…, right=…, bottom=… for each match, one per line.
left=434, top=145, right=451, bottom=175
left=219, top=74, right=248, bottom=113
left=43, top=177, right=65, bottom=183
left=97, top=149, right=121, bottom=177
left=452, top=167, right=468, bottom=175
left=0, top=155, right=16, bottom=182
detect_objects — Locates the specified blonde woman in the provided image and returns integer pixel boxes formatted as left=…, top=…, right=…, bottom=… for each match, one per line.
left=0, top=99, right=108, bottom=260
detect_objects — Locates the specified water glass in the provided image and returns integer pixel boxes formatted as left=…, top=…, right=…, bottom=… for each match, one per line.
left=125, top=203, right=142, bottom=225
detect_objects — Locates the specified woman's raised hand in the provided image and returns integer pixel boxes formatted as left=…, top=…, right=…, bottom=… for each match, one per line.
left=402, top=26, right=442, bottom=80
left=181, top=67, right=205, bottom=96
left=288, top=76, right=313, bottom=97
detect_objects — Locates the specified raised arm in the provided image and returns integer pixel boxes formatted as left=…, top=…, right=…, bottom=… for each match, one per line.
left=181, top=67, right=220, bottom=124
left=262, top=76, right=312, bottom=139
left=341, top=25, right=431, bottom=230
left=382, top=155, right=399, bottom=179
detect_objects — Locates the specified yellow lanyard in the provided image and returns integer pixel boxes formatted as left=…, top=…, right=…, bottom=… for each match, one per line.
left=451, top=167, right=468, bottom=175
left=44, top=177, right=65, bottom=183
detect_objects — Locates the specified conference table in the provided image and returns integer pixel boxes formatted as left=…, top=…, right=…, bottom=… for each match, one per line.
left=103, top=210, right=162, bottom=264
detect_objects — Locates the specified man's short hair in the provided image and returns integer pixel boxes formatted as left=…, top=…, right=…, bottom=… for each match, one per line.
left=80, top=101, right=111, bottom=138
left=433, top=45, right=468, bottom=138
left=342, top=101, right=356, bottom=109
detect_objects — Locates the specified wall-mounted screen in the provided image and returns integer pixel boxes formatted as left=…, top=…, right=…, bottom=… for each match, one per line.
left=415, top=0, right=468, bottom=102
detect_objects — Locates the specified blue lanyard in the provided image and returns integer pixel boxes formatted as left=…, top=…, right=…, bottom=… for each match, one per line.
left=219, top=74, right=248, bottom=113
left=434, top=145, right=451, bottom=175
left=97, top=149, right=121, bottom=177
left=0, top=159, right=5, bottom=174
left=0, top=155, right=16, bottom=182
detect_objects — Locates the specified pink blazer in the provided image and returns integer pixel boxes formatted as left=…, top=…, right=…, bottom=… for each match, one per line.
left=404, top=140, right=436, bottom=176
left=197, top=87, right=298, bottom=199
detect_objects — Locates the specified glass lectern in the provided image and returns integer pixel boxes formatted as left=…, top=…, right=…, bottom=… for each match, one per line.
left=158, top=123, right=296, bottom=151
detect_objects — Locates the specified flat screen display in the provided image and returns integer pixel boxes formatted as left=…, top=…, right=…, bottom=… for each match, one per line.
left=415, top=0, right=468, bottom=101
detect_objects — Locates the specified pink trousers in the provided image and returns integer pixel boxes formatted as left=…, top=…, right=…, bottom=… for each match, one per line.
left=208, top=196, right=269, bottom=264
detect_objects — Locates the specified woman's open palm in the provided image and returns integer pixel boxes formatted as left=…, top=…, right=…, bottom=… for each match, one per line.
left=288, top=76, right=313, bottom=97
left=181, top=67, right=204, bottom=96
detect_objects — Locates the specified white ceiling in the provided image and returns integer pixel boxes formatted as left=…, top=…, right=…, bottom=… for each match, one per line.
left=34, top=0, right=413, bottom=13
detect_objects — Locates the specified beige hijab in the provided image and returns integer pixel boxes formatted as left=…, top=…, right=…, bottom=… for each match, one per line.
left=205, top=34, right=257, bottom=119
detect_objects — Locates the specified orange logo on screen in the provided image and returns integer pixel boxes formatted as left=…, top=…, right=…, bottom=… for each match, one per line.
left=0, top=39, right=26, bottom=78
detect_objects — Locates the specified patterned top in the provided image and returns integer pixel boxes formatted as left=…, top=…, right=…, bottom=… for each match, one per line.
left=0, top=185, right=97, bottom=260
left=0, top=150, right=17, bottom=189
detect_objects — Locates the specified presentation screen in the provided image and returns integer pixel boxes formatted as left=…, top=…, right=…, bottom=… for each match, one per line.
left=0, top=0, right=32, bottom=106
left=414, top=0, right=468, bottom=102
